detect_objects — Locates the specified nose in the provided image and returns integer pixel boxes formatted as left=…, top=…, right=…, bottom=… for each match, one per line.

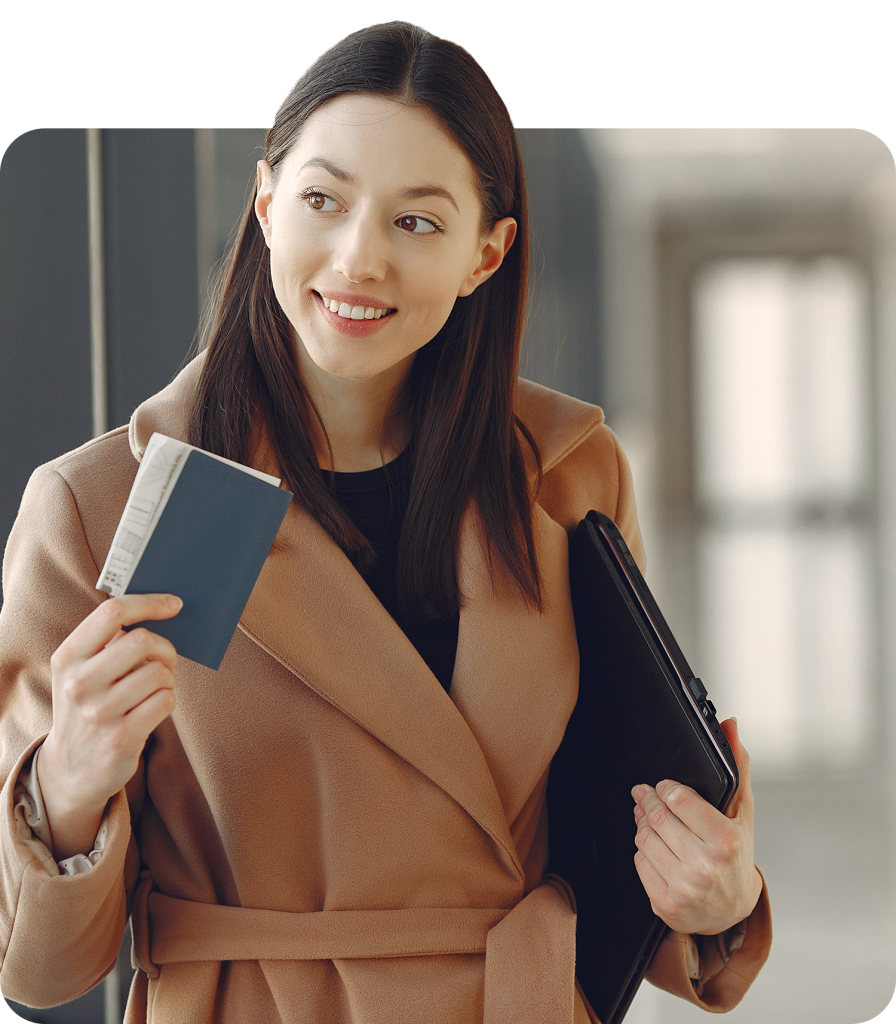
left=331, top=211, right=388, bottom=284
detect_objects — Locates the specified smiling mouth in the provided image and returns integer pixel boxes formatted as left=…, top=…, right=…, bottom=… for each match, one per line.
left=317, top=292, right=396, bottom=321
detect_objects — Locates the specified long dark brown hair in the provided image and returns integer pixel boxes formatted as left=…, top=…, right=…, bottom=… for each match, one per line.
left=190, top=21, right=542, bottom=620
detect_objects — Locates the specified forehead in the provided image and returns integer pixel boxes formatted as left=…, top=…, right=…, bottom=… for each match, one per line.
left=284, top=95, right=480, bottom=202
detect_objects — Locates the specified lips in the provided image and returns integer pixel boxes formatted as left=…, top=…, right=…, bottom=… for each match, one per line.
left=313, top=290, right=396, bottom=336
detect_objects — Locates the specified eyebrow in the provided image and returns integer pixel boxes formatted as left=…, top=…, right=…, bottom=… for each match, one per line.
left=400, top=185, right=459, bottom=214
left=298, top=157, right=353, bottom=182
left=297, top=158, right=460, bottom=214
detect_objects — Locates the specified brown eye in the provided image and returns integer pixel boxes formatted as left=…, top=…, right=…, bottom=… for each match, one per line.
left=302, top=191, right=339, bottom=213
left=397, top=215, right=438, bottom=235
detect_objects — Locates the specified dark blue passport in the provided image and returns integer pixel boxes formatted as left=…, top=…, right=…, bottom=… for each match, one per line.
left=123, top=450, right=292, bottom=670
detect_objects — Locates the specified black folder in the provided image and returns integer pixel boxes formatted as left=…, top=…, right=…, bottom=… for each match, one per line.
left=547, top=511, right=738, bottom=1024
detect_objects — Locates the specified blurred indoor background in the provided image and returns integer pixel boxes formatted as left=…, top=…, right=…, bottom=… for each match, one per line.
left=1, top=128, right=894, bottom=1023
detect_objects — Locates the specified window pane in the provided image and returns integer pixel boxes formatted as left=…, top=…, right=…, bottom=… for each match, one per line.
left=694, top=258, right=868, bottom=506
left=699, top=526, right=872, bottom=770
left=692, top=256, right=871, bottom=771
left=695, top=260, right=794, bottom=505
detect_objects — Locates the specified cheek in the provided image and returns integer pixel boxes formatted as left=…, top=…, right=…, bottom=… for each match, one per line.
left=268, top=238, right=317, bottom=310
left=267, top=264, right=298, bottom=330
left=408, top=262, right=470, bottom=323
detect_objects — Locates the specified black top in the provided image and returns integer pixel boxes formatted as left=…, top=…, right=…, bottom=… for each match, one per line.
left=321, top=448, right=459, bottom=693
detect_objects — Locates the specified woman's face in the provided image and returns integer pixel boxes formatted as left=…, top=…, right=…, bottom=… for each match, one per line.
left=255, top=94, right=516, bottom=383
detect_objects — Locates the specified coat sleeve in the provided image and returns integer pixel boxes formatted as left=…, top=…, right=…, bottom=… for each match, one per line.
left=0, top=464, right=142, bottom=1009
left=646, top=872, right=772, bottom=1011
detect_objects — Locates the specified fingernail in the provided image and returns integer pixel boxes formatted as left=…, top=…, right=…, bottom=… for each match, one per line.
left=631, top=785, right=646, bottom=801
left=167, top=595, right=183, bottom=611
left=656, top=780, right=669, bottom=797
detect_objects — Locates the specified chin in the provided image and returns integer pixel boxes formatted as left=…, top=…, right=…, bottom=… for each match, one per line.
left=315, top=354, right=384, bottom=381
left=293, top=336, right=364, bottom=379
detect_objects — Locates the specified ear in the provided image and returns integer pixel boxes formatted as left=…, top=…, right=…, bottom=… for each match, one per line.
left=255, top=159, right=274, bottom=248
left=457, top=217, right=517, bottom=297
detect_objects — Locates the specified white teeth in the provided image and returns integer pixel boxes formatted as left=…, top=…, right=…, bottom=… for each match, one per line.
left=319, top=294, right=392, bottom=320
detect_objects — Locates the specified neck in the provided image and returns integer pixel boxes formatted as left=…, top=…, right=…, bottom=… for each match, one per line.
left=295, top=338, right=413, bottom=473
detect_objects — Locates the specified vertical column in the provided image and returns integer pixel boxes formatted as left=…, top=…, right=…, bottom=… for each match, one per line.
left=194, top=128, right=217, bottom=321
left=86, top=128, right=108, bottom=439
left=88, top=126, right=121, bottom=1024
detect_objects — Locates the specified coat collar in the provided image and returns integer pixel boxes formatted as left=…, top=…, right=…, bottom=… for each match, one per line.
left=128, top=355, right=605, bottom=477
left=130, top=355, right=599, bottom=870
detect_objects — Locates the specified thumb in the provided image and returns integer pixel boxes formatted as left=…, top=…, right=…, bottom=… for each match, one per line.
left=720, top=717, right=753, bottom=820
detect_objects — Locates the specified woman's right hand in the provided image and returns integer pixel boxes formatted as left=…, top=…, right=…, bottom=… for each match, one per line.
left=37, top=593, right=182, bottom=861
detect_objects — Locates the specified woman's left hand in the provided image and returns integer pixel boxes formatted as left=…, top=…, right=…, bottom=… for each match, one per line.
left=631, top=717, right=763, bottom=935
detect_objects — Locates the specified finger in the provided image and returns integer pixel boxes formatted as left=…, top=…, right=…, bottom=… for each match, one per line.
left=54, top=594, right=182, bottom=667
left=719, top=718, right=754, bottom=822
left=633, top=846, right=672, bottom=918
left=118, top=683, right=177, bottom=746
left=99, top=659, right=176, bottom=718
left=633, top=784, right=701, bottom=866
left=103, top=628, right=128, bottom=648
left=92, top=688, right=179, bottom=770
left=91, top=626, right=179, bottom=683
left=649, top=778, right=734, bottom=848
left=720, top=718, right=750, bottom=780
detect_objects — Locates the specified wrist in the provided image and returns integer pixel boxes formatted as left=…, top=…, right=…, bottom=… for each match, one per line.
left=693, top=868, right=764, bottom=936
left=36, top=735, right=109, bottom=820
left=35, top=743, right=109, bottom=861
left=719, top=866, right=764, bottom=933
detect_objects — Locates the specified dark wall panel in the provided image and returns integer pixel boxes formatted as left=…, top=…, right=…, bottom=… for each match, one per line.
left=0, top=130, right=99, bottom=1020
left=103, top=130, right=199, bottom=429
left=0, top=129, right=93, bottom=554
left=518, top=129, right=604, bottom=408
left=2, top=129, right=199, bottom=1022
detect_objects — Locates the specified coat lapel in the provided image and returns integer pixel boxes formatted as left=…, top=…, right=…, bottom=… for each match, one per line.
left=447, top=378, right=601, bottom=829
left=238, top=500, right=522, bottom=878
left=450, top=502, right=579, bottom=830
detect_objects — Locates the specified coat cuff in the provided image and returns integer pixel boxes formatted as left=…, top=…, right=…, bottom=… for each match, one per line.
left=13, top=743, right=110, bottom=877
left=1, top=738, right=132, bottom=1007
left=646, top=868, right=772, bottom=1012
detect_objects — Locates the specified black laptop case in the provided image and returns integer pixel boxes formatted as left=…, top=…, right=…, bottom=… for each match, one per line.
left=547, top=511, right=738, bottom=1024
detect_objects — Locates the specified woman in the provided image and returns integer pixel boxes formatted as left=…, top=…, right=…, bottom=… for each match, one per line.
left=0, top=22, right=770, bottom=1023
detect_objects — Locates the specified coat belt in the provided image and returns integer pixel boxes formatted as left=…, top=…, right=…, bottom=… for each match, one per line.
left=131, top=872, right=579, bottom=1023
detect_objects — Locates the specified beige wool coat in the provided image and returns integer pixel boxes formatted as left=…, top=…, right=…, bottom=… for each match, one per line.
left=0, top=357, right=771, bottom=1023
